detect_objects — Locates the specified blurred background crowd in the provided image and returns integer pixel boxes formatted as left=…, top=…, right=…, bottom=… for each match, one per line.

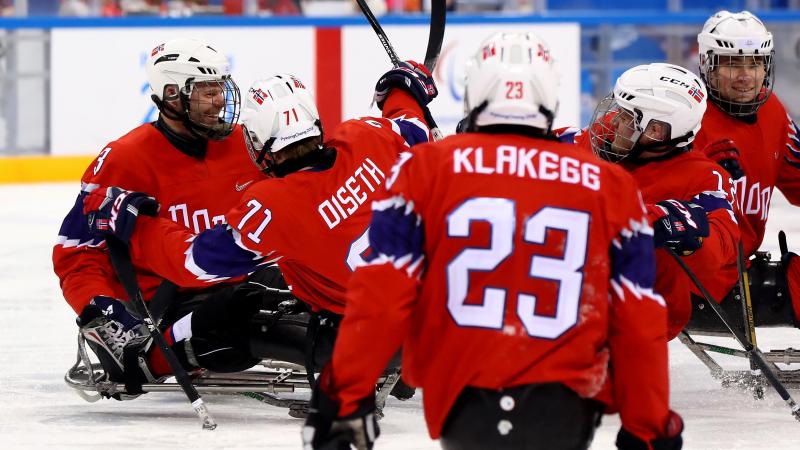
left=0, top=1, right=794, bottom=16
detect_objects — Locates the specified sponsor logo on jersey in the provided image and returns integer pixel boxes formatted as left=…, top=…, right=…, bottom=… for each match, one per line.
left=235, top=180, right=254, bottom=192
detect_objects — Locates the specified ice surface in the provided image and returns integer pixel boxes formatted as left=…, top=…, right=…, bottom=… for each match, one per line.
left=0, top=183, right=799, bottom=449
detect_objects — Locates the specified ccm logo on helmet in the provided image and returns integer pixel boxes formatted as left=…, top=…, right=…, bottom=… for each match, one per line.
left=659, top=76, right=692, bottom=89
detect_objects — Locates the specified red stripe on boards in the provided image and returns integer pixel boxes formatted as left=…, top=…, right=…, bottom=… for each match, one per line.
left=315, top=27, right=342, bottom=129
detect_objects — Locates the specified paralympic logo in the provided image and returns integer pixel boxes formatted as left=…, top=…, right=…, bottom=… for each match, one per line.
left=435, top=40, right=467, bottom=103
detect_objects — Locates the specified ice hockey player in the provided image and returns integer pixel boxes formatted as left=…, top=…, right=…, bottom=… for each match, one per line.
left=81, top=63, right=436, bottom=388
left=300, top=32, right=683, bottom=450
left=52, top=37, right=290, bottom=397
left=569, top=63, right=740, bottom=339
left=690, top=10, right=800, bottom=329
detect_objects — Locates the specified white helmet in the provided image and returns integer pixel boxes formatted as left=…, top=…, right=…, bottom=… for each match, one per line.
left=241, top=74, right=322, bottom=175
left=589, top=63, right=708, bottom=162
left=461, top=31, right=559, bottom=132
left=146, top=38, right=241, bottom=140
left=697, top=10, right=774, bottom=116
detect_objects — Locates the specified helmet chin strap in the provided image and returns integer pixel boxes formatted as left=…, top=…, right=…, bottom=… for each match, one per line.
left=629, top=132, right=695, bottom=162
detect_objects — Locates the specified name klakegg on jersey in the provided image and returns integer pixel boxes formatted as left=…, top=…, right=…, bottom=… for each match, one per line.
left=453, top=145, right=602, bottom=191
left=318, top=158, right=386, bottom=229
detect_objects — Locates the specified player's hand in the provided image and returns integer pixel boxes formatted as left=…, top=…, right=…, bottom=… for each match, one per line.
left=83, top=187, right=159, bottom=244
left=616, top=410, right=683, bottom=450
left=701, top=139, right=744, bottom=180
left=77, top=296, right=142, bottom=331
left=374, top=60, right=438, bottom=110
left=302, top=365, right=379, bottom=450
left=649, top=200, right=710, bottom=256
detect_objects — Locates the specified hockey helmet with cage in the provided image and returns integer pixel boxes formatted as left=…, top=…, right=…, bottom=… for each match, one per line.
left=461, top=31, right=559, bottom=133
left=697, top=10, right=774, bottom=116
left=241, top=74, right=322, bottom=176
left=146, top=38, right=241, bottom=140
left=589, top=63, right=708, bottom=163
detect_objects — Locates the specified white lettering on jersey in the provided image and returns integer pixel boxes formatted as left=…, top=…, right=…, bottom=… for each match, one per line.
left=168, top=203, right=226, bottom=234
left=93, top=147, right=112, bottom=175
left=733, top=176, right=772, bottom=222
left=318, top=158, right=386, bottom=230
left=453, top=145, right=601, bottom=191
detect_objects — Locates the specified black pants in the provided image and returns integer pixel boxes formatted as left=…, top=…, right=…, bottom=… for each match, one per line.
left=160, top=265, right=300, bottom=373
left=440, top=383, right=603, bottom=450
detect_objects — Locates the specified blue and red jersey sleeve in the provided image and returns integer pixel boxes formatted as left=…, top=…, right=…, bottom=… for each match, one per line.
left=53, top=144, right=153, bottom=314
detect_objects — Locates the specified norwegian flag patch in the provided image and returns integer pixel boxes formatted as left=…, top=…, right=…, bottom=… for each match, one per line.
left=688, top=86, right=705, bottom=103
left=250, top=88, right=268, bottom=105
left=151, top=43, right=165, bottom=57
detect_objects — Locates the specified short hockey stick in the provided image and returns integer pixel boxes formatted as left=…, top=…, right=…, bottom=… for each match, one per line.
left=666, top=248, right=800, bottom=421
left=354, top=0, right=444, bottom=141
left=106, top=236, right=217, bottom=430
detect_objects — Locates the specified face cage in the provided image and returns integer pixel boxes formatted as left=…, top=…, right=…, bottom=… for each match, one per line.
left=243, top=125, right=273, bottom=174
left=700, top=52, right=774, bottom=116
left=589, top=96, right=673, bottom=163
left=589, top=96, right=643, bottom=163
left=180, top=77, right=242, bottom=140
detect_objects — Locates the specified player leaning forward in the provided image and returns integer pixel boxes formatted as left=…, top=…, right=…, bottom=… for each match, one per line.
left=302, top=32, right=683, bottom=450
left=80, top=61, right=436, bottom=380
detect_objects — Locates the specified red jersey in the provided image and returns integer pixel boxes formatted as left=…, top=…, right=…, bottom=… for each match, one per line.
left=327, top=132, right=673, bottom=442
left=624, top=152, right=740, bottom=337
left=694, top=95, right=800, bottom=257
left=53, top=123, right=264, bottom=314
left=562, top=129, right=740, bottom=337
left=121, top=90, right=429, bottom=314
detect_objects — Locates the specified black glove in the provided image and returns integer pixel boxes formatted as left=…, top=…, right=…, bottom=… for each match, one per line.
left=374, top=60, right=437, bottom=110
left=77, top=296, right=142, bottom=331
left=616, top=410, right=683, bottom=450
left=701, top=139, right=744, bottom=180
left=83, top=187, right=159, bottom=244
left=302, top=365, right=379, bottom=450
left=651, top=199, right=710, bottom=256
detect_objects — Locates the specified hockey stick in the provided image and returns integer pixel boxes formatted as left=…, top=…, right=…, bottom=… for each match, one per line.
left=424, top=0, right=446, bottom=72
left=354, top=0, right=445, bottom=141
left=736, top=241, right=758, bottom=348
left=735, top=241, right=761, bottom=377
left=106, top=236, right=217, bottom=430
left=666, top=248, right=800, bottom=421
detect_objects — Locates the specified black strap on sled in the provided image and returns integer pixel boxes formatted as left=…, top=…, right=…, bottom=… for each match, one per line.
left=304, top=312, right=321, bottom=389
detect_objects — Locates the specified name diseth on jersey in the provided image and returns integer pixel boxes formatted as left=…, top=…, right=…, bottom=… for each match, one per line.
left=318, top=157, right=386, bottom=229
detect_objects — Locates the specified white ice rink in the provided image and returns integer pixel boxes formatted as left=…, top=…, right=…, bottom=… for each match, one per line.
left=1, top=182, right=799, bottom=449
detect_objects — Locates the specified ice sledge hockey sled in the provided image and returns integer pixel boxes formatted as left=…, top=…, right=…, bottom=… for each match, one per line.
left=64, top=329, right=401, bottom=419
left=680, top=250, right=800, bottom=398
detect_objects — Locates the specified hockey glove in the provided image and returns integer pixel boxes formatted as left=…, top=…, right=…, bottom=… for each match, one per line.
left=701, top=139, right=745, bottom=180
left=649, top=200, right=710, bottom=256
left=374, top=60, right=438, bottom=110
left=78, top=296, right=142, bottom=332
left=616, top=410, right=683, bottom=450
left=302, top=365, right=380, bottom=450
left=83, top=187, right=159, bottom=244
